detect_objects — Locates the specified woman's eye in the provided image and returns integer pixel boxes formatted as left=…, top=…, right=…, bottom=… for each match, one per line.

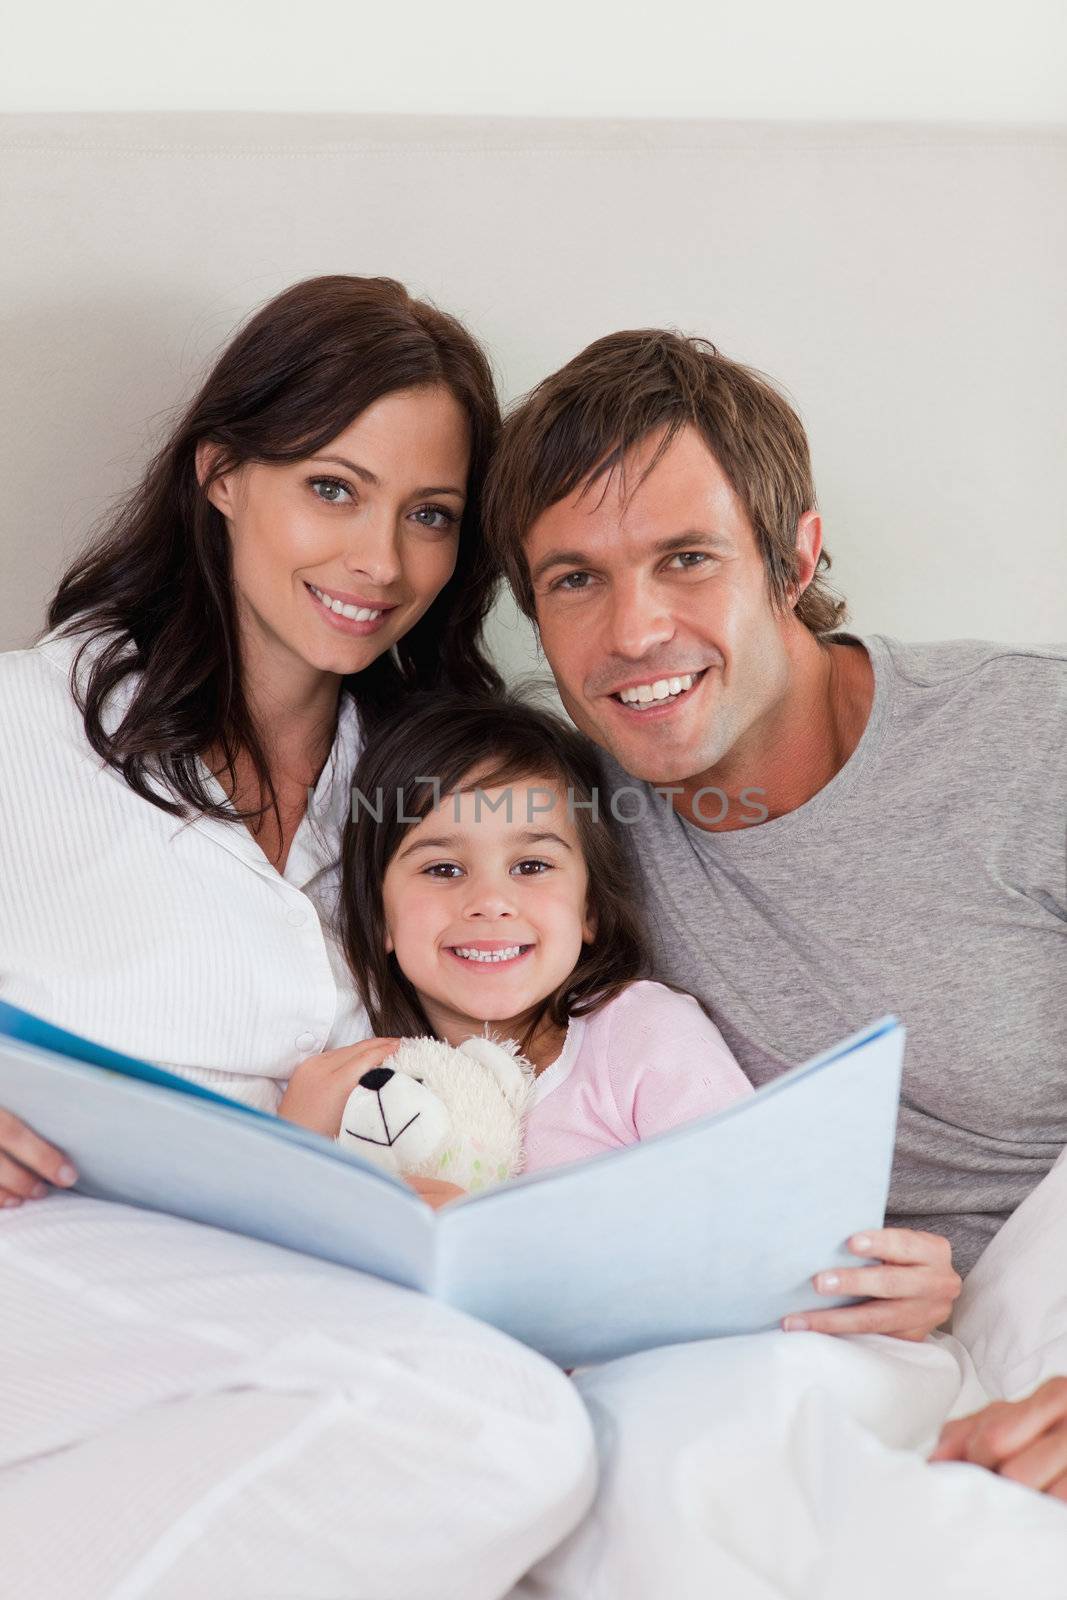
left=309, top=476, right=353, bottom=505
left=512, top=859, right=552, bottom=876
left=424, top=862, right=464, bottom=879
left=411, top=504, right=460, bottom=532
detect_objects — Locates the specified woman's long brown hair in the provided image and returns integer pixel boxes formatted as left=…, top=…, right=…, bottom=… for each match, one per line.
left=339, top=691, right=654, bottom=1056
left=46, top=275, right=504, bottom=833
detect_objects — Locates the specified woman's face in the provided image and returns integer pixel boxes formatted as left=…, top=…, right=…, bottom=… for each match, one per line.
left=203, top=384, right=470, bottom=691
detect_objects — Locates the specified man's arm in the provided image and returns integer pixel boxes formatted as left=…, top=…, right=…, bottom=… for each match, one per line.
left=781, top=1227, right=962, bottom=1341
left=930, top=1378, right=1067, bottom=1499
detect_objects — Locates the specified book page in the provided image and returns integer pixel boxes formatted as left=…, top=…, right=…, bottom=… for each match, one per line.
left=0, top=1039, right=437, bottom=1290
left=435, top=1021, right=904, bottom=1366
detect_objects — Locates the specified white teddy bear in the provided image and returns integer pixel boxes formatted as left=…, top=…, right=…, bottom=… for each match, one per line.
left=337, top=1034, right=537, bottom=1193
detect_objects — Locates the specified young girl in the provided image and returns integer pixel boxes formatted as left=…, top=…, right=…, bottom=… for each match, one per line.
left=279, top=687, right=963, bottom=1346
left=331, top=689, right=755, bottom=1191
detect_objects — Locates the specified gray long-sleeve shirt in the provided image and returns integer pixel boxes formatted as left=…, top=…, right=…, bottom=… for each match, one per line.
left=599, top=634, right=1067, bottom=1276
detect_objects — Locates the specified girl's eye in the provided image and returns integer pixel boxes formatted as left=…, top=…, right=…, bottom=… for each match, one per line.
left=423, top=862, right=464, bottom=879
left=512, top=859, right=552, bottom=876
left=411, top=504, right=460, bottom=532
left=309, top=476, right=353, bottom=505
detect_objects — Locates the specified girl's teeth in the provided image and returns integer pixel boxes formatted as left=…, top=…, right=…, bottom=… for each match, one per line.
left=310, top=584, right=382, bottom=622
left=618, top=673, right=695, bottom=706
left=453, top=946, right=525, bottom=963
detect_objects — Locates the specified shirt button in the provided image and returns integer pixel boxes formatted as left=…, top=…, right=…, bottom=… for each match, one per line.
left=295, top=1032, right=319, bottom=1052
left=286, top=907, right=308, bottom=927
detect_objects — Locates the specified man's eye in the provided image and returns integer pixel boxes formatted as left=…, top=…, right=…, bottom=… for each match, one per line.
left=424, top=862, right=463, bottom=879
left=512, top=859, right=551, bottom=876
left=669, top=552, right=709, bottom=570
left=555, top=571, right=592, bottom=591
left=309, top=477, right=353, bottom=504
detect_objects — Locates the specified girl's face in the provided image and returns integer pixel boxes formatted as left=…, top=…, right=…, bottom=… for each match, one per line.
left=202, top=384, right=469, bottom=698
left=381, top=773, right=597, bottom=1048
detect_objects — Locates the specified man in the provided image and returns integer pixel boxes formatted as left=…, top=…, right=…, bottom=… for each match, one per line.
left=483, top=329, right=1067, bottom=1492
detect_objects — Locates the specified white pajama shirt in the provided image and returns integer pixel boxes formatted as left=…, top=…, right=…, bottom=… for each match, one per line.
left=0, top=624, right=371, bottom=1103
left=0, top=624, right=594, bottom=1600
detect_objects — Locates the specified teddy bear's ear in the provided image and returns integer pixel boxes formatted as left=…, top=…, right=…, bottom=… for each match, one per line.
left=456, top=1035, right=534, bottom=1110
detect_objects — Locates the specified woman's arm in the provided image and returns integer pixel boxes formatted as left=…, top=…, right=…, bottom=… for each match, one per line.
left=0, top=1107, right=78, bottom=1205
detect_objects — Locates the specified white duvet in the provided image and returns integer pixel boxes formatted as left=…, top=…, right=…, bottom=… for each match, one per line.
left=513, top=1146, right=1067, bottom=1600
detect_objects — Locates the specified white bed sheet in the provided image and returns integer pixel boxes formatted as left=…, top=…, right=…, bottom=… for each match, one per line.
left=513, top=1147, right=1067, bottom=1599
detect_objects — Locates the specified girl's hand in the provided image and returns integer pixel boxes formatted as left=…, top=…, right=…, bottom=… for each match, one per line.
left=277, top=1037, right=402, bottom=1137
left=782, top=1227, right=962, bottom=1341
left=0, top=1107, right=78, bottom=1207
left=405, top=1175, right=468, bottom=1209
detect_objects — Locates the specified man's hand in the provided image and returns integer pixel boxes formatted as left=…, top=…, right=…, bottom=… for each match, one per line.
left=277, top=1037, right=402, bottom=1137
left=929, top=1379, right=1067, bottom=1498
left=782, top=1227, right=961, bottom=1341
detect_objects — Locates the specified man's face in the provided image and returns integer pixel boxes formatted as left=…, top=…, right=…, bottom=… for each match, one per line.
left=527, top=423, right=797, bottom=786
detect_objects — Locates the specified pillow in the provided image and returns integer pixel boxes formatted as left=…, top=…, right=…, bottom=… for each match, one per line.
left=949, top=1144, right=1067, bottom=1400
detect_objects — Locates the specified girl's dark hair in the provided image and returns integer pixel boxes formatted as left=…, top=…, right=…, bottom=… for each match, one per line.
left=45, top=275, right=504, bottom=832
left=339, top=691, right=653, bottom=1055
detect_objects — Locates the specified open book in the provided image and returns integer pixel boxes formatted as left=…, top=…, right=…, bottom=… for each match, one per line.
left=0, top=1001, right=903, bottom=1368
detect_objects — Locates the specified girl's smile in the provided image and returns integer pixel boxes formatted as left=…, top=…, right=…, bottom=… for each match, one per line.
left=445, top=940, right=535, bottom=968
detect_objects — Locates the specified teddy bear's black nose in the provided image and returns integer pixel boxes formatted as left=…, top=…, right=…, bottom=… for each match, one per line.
left=360, top=1067, right=394, bottom=1092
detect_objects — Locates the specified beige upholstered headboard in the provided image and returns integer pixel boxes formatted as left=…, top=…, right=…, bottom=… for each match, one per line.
left=1, top=113, right=1064, bottom=675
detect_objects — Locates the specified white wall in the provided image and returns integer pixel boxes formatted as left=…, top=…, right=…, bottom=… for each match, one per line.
left=4, top=113, right=1064, bottom=659
left=2, top=7, right=1063, bottom=667
left=2, top=0, right=1064, bottom=120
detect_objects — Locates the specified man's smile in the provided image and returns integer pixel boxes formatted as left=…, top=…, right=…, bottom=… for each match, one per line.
left=605, top=667, right=708, bottom=714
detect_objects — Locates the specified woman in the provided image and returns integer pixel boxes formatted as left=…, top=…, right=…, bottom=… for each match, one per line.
left=0, top=276, right=593, bottom=1599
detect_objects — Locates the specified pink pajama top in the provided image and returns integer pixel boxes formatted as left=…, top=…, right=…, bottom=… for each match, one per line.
left=522, top=980, right=753, bottom=1173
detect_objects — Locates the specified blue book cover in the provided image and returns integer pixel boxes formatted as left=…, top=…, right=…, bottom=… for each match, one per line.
left=0, top=1000, right=904, bottom=1367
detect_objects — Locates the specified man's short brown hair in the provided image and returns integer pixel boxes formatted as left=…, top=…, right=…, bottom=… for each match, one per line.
left=483, top=329, right=846, bottom=636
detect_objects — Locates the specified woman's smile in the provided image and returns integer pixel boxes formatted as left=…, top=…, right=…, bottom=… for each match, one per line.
left=304, top=579, right=400, bottom=637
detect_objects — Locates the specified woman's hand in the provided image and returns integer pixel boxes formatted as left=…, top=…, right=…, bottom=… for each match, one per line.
left=277, top=1037, right=402, bottom=1138
left=929, top=1378, right=1067, bottom=1497
left=405, top=1175, right=468, bottom=1209
left=0, top=1107, right=78, bottom=1207
left=782, top=1227, right=962, bottom=1341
